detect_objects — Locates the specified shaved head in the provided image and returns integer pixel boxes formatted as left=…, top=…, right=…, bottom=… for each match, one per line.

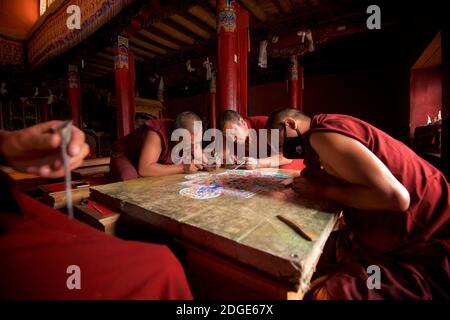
left=218, top=110, right=251, bottom=144
left=265, top=108, right=310, bottom=129
left=176, top=111, right=202, bottom=133
left=218, top=110, right=243, bottom=130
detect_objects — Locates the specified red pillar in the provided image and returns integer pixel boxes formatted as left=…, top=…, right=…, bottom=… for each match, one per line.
left=237, top=5, right=249, bottom=117
left=115, top=36, right=135, bottom=138
left=129, top=51, right=136, bottom=122
left=217, top=0, right=238, bottom=112
left=68, top=64, right=81, bottom=127
left=210, top=72, right=217, bottom=128
left=288, top=56, right=304, bottom=110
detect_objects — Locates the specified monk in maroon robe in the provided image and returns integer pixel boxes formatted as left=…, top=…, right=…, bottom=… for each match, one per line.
left=0, top=121, right=192, bottom=299
left=110, top=111, right=205, bottom=181
left=266, top=109, right=449, bottom=300
left=219, top=110, right=304, bottom=170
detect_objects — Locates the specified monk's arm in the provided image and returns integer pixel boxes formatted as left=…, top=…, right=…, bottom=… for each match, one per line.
left=257, top=154, right=292, bottom=168
left=307, top=132, right=410, bottom=211
left=138, top=131, right=183, bottom=177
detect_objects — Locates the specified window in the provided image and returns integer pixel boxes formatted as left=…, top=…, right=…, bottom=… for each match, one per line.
left=40, top=0, right=57, bottom=16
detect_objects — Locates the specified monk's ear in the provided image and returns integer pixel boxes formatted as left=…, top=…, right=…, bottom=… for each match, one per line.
left=239, top=118, right=248, bottom=128
left=284, top=118, right=297, bottom=130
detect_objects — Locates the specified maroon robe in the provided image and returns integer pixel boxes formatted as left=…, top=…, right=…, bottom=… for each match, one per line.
left=303, top=114, right=449, bottom=299
left=110, top=119, right=175, bottom=181
left=244, top=116, right=269, bottom=132
left=244, top=116, right=304, bottom=171
left=0, top=178, right=192, bottom=299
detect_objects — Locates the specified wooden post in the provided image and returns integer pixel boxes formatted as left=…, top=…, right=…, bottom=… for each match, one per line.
left=114, top=36, right=135, bottom=138
left=237, top=5, right=249, bottom=117
left=68, top=65, right=81, bottom=127
left=217, top=0, right=238, bottom=112
left=42, top=103, right=50, bottom=122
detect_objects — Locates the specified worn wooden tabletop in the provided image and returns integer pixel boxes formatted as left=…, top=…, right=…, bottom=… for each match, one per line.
left=91, top=168, right=341, bottom=291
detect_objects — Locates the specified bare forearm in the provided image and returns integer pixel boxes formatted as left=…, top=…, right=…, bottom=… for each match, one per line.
left=139, top=163, right=183, bottom=177
left=258, top=154, right=292, bottom=168
left=321, top=183, right=409, bottom=212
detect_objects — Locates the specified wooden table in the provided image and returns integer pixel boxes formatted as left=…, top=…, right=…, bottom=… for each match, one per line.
left=0, top=157, right=110, bottom=191
left=91, top=169, right=341, bottom=299
left=72, top=157, right=110, bottom=178
left=0, top=166, right=54, bottom=191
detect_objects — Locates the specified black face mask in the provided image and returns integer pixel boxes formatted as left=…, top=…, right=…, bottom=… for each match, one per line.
left=282, top=124, right=305, bottom=159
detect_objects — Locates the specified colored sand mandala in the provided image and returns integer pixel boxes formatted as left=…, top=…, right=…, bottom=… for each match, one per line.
left=179, top=170, right=292, bottom=200
left=179, top=185, right=223, bottom=200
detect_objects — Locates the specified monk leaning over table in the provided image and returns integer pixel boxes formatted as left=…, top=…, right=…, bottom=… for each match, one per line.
left=218, top=110, right=304, bottom=170
left=110, top=111, right=206, bottom=181
left=266, top=108, right=450, bottom=300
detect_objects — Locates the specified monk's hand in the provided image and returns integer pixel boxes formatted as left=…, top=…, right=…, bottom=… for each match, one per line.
left=300, top=167, right=314, bottom=178
left=183, top=163, right=199, bottom=174
left=243, top=157, right=258, bottom=170
left=0, top=121, right=89, bottom=178
left=224, top=152, right=237, bottom=167
left=292, top=176, right=323, bottom=200
left=199, top=152, right=219, bottom=172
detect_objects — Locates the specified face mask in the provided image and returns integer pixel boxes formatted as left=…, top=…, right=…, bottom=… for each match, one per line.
left=282, top=124, right=305, bottom=159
